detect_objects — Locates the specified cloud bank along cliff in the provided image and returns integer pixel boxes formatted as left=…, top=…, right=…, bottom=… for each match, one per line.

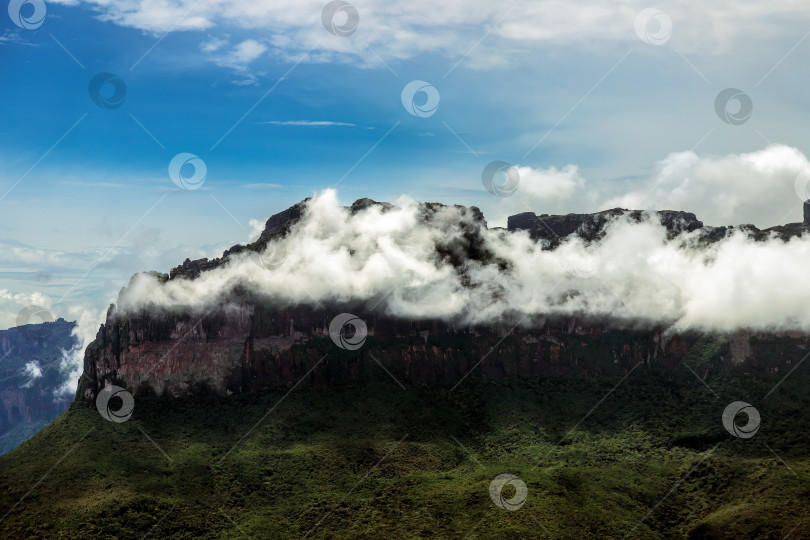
left=114, top=189, right=810, bottom=333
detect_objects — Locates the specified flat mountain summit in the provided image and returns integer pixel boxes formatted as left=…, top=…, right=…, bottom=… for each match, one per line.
left=167, top=198, right=810, bottom=282
left=70, top=197, right=810, bottom=402
left=2, top=198, right=810, bottom=539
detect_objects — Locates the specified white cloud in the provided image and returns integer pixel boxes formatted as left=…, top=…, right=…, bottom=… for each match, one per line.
left=61, top=181, right=129, bottom=188
left=200, top=35, right=228, bottom=53
left=22, top=361, right=42, bottom=379
left=21, top=360, right=42, bottom=388
left=0, top=288, right=101, bottom=395
left=0, top=238, right=86, bottom=269
left=247, top=218, right=265, bottom=241
left=51, top=0, right=810, bottom=68
left=0, top=235, right=223, bottom=335
left=243, top=183, right=284, bottom=190
left=113, top=187, right=810, bottom=334
left=55, top=306, right=105, bottom=396
left=0, top=29, right=36, bottom=46
left=0, top=289, right=54, bottom=329
left=518, top=165, right=585, bottom=200
left=482, top=145, right=810, bottom=228
left=479, top=164, right=589, bottom=226
left=4, top=145, right=809, bottom=339
left=600, top=145, right=810, bottom=227
left=207, top=38, right=268, bottom=71
left=257, top=121, right=358, bottom=127
left=229, top=39, right=268, bottom=65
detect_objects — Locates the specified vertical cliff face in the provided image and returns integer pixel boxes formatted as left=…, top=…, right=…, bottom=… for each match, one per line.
left=0, top=319, right=77, bottom=453
left=77, top=305, right=249, bottom=400
left=76, top=301, right=810, bottom=403
left=74, top=197, right=810, bottom=402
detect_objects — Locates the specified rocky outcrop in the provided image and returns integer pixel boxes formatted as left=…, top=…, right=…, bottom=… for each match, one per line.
left=73, top=198, right=810, bottom=402
left=507, top=207, right=810, bottom=245
left=168, top=198, right=490, bottom=282
left=166, top=199, right=810, bottom=286
left=507, top=208, right=703, bottom=244
left=729, top=331, right=753, bottom=365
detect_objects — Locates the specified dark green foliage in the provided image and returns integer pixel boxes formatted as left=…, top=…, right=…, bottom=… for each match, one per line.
left=1, top=367, right=809, bottom=538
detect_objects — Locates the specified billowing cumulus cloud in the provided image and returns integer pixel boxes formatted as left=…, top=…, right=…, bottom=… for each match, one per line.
left=484, top=164, right=589, bottom=225
left=0, top=290, right=54, bottom=330
left=114, top=188, right=810, bottom=333
left=602, top=145, right=810, bottom=227
left=485, top=145, right=810, bottom=228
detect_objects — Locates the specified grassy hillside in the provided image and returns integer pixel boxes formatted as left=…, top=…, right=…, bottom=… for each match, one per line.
left=1, top=363, right=809, bottom=539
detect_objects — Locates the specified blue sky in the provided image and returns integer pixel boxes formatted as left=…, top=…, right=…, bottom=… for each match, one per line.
left=1, top=0, right=810, bottom=329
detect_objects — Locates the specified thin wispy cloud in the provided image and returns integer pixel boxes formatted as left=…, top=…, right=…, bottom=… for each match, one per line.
left=62, top=181, right=129, bottom=188
left=257, top=121, right=358, bottom=127
left=46, top=0, right=810, bottom=61
left=242, top=183, right=284, bottom=189
left=207, top=38, right=268, bottom=71
left=0, top=29, right=37, bottom=47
